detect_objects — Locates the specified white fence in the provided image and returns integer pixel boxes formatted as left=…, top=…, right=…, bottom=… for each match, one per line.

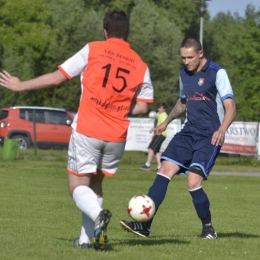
left=125, top=118, right=260, bottom=158
left=125, top=118, right=181, bottom=152
left=221, top=122, right=258, bottom=156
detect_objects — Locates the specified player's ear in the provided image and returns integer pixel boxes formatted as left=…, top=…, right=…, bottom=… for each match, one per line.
left=104, top=29, right=108, bottom=40
left=199, top=50, right=204, bottom=58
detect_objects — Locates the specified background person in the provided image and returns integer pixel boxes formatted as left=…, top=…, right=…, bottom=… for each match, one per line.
left=0, top=10, right=154, bottom=250
left=140, top=102, right=168, bottom=171
left=120, top=36, right=236, bottom=239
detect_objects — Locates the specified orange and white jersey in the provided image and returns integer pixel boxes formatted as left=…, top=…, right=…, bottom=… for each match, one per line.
left=58, top=38, right=154, bottom=142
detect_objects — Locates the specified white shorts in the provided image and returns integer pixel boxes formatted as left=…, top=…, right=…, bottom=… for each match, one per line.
left=67, top=129, right=126, bottom=176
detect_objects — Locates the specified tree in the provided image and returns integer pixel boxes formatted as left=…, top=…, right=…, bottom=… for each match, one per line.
left=0, top=0, right=106, bottom=111
left=129, top=0, right=183, bottom=110
left=206, top=5, right=260, bottom=121
left=0, top=0, right=51, bottom=108
left=1, top=0, right=258, bottom=120
left=152, top=0, right=201, bottom=34
left=231, top=6, right=260, bottom=121
left=42, top=0, right=105, bottom=111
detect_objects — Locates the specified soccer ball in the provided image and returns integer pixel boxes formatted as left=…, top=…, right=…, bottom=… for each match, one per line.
left=148, top=111, right=157, bottom=119
left=127, top=194, right=156, bottom=222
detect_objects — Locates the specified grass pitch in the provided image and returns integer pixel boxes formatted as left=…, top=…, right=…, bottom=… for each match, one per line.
left=0, top=149, right=260, bottom=260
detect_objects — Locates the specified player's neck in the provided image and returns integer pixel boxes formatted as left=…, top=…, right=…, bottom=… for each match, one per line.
left=194, top=57, right=207, bottom=73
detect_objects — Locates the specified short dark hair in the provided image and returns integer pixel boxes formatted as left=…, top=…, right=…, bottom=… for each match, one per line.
left=103, top=10, right=129, bottom=41
left=180, top=37, right=202, bottom=53
left=158, top=102, right=167, bottom=109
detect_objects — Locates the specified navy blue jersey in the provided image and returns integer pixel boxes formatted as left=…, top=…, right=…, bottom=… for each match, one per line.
left=179, top=58, right=234, bottom=133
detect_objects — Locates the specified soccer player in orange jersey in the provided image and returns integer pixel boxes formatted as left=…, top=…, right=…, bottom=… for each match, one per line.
left=0, top=10, right=154, bottom=250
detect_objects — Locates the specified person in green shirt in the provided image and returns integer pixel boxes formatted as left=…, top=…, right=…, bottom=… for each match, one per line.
left=140, top=102, right=168, bottom=171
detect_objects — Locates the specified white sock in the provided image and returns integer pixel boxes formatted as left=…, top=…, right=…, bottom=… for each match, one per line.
left=79, top=197, right=104, bottom=244
left=97, top=197, right=104, bottom=207
left=73, top=185, right=102, bottom=221
left=145, top=163, right=150, bottom=167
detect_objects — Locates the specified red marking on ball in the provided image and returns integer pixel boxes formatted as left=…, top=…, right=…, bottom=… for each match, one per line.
left=140, top=205, right=152, bottom=217
left=135, top=194, right=146, bottom=198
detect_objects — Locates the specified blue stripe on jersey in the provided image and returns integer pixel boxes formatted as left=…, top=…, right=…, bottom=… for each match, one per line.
left=209, top=61, right=222, bottom=70
left=221, top=93, right=234, bottom=101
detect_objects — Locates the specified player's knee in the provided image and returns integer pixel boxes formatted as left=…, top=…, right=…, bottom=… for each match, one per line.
left=68, top=182, right=77, bottom=197
left=67, top=172, right=92, bottom=196
left=190, top=166, right=204, bottom=178
left=188, top=166, right=204, bottom=190
left=158, top=162, right=178, bottom=178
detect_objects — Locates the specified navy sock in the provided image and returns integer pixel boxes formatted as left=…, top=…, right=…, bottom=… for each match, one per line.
left=145, top=174, right=170, bottom=229
left=189, top=187, right=211, bottom=230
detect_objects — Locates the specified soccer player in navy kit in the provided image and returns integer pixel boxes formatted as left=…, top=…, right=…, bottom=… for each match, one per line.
left=120, top=37, right=236, bottom=239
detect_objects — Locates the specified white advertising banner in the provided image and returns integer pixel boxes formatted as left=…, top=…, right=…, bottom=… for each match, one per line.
left=160, top=119, right=182, bottom=152
left=221, top=122, right=259, bottom=155
left=257, top=123, right=260, bottom=159
left=125, top=118, right=181, bottom=152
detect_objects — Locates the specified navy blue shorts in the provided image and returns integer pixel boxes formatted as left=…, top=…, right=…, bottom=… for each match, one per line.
left=161, top=127, right=221, bottom=179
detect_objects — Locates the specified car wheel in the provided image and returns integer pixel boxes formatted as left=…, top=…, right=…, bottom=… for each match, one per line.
left=12, top=135, right=30, bottom=149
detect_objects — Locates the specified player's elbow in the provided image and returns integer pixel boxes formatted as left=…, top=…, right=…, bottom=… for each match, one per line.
left=130, top=102, right=149, bottom=115
left=50, top=70, right=68, bottom=86
left=139, top=103, right=149, bottom=114
left=232, top=107, right=237, bottom=120
left=228, top=100, right=237, bottom=120
left=143, top=106, right=149, bottom=114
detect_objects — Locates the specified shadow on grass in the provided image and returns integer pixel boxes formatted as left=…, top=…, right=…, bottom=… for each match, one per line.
left=59, top=237, right=189, bottom=252
left=111, top=237, right=190, bottom=247
left=218, top=232, right=260, bottom=239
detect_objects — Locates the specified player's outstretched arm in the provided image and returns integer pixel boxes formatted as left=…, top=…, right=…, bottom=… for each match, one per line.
left=0, top=70, right=68, bottom=92
left=211, top=98, right=236, bottom=146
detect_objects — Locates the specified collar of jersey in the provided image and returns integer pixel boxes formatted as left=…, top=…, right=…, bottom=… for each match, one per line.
left=107, top=38, right=130, bottom=47
left=201, top=57, right=210, bottom=72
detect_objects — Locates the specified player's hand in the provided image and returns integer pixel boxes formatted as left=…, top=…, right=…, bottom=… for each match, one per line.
left=211, top=128, right=225, bottom=146
left=149, top=128, right=154, bottom=133
left=153, top=121, right=168, bottom=135
left=0, top=70, right=21, bottom=91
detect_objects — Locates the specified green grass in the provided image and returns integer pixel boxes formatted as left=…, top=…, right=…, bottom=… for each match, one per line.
left=0, top=149, right=260, bottom=259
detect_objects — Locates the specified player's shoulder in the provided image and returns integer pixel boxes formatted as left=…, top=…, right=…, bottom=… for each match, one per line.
left=208, top=60, right=223, bottom=72
left=180, top=67, right=187, bottom=76
left=204, top=59, right=228, bottom=81
left=88, top=40, right=106, bottom=48
left=207, top=60, right=231, bottom=82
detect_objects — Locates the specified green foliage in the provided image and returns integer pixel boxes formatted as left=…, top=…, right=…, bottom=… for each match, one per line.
left=231, top=12, right=260, bottom=121
left=0, top=0, right=260, bottom=120
left=152, top=0, right=202, bottom=35
left=129, top=0, right=182, bottom=110
left=206, top=8, right=260, bottom=121
left=42, top=0, right=105, bottom=111
left=0, top=0, right=50, bottom=78
left=0, top=0, right=52, bottom=107
left=206, top=13, right=244, bottom=115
